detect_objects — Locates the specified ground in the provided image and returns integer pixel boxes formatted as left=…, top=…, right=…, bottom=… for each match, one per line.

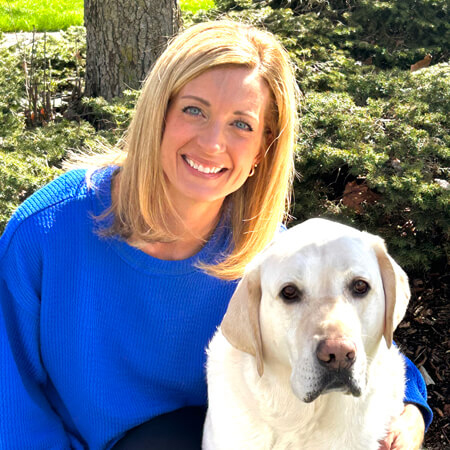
left=394, top=272, right=449, bottom=449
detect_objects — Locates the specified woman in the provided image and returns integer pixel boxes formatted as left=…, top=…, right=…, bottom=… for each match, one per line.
left=0, top=20, right=431, bottom=449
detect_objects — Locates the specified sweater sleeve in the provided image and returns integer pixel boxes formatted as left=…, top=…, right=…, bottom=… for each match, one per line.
left=0, top=220, right=72, bottom=449
left=403, top=353, right=433, bottom=431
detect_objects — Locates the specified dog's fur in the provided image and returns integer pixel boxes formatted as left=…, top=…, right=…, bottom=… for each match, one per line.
left=203, top=219, right=409, bottom=450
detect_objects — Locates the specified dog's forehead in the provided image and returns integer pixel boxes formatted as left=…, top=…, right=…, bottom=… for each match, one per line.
left=258, top=219, right=379, bottom=275
left=272, top=219, right=368, bottom=252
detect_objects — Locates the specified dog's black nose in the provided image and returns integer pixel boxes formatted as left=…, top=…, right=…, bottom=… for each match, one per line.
left=316, top=339, right=356, bottom=370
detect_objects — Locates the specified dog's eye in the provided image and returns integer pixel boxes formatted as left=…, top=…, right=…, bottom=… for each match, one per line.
left=280, top=285, right=301, bottom=303
left=352, top=279, right=370, bottom=296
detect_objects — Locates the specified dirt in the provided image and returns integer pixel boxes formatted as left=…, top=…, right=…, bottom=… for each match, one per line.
left=394, top=271, right=449, bottom=449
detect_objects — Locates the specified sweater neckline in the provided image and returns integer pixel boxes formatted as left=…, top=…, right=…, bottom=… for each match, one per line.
left=89, top=166, right=230, bottom=276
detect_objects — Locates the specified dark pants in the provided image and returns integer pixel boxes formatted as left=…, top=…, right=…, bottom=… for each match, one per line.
left=113, top=406, right=207, bottom=449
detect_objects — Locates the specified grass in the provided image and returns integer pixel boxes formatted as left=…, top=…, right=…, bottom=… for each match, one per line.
left=0, top=0, right=214, bottom=32
left=0, top=0, right=84, bottom=32
left=181, top=0, right=215, bottom=13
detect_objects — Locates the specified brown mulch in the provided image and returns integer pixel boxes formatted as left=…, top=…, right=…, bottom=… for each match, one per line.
left=394, top=271, right=449, bottom=450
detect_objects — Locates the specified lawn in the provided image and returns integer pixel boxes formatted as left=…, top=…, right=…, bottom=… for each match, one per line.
left=0, top=0, right=214, bottom=32
left=0, top=0, right=83, bottom=31
left=181, top=0, right=214, bottom=13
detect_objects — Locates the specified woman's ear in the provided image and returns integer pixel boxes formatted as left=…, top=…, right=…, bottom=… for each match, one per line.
left=253, top=129, right=272, bottom=166
left=253, top=147, right=263, bottom=167
left=263, top=127, right=275, bottom=158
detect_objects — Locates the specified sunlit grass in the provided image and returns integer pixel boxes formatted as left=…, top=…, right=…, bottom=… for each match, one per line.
left=0, top=0, right=84, bottom=32
left=181, top=0, right=215, bottom=13
left=0, top=0, right=215, bottom=32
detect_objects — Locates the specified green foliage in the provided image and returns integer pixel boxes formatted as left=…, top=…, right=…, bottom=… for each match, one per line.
left=79, top=89, right=139, bottom=139
left=0, top=120, right=96, bottom=227
left=346, top=0, right=449, bottom=68
left=0, top=27, right=135, bottom=231
left=0, top=43, right=24, bottom=135
left=0, top=150, right=60, bottom=225
left=0, top=3, right=448, bottom=276
left=215, top=0, right=449, bottom=68
left=293, top=63, right=449, bottom=273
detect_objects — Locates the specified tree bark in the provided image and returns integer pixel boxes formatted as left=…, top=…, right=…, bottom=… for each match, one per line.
left=84, top=0, right=181, bottom=100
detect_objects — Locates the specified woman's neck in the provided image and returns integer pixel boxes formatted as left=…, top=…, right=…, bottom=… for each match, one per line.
left=140, top=202, right=222, bottom=260
left=112, top=172, right=224, bottom=260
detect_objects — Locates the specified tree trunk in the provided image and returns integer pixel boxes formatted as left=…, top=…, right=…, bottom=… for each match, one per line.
left=84, top=0, right=181, bottom=100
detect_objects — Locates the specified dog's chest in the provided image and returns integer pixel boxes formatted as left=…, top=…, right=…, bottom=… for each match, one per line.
left=247, top=398, right=380, bottom=450
left=270, top=432, right=381, bottom=450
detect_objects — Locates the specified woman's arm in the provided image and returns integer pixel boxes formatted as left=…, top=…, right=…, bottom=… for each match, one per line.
left=0, top=223, right=72, bottom=448
left=0, top=304, right=72, bottom=448
left=379, top=353, right=433, bottom=449
left=403, top=353, right=433, bottom=430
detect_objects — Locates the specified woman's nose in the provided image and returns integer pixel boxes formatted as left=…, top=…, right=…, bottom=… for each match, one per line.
left=197, top=122, right=225, bottom=153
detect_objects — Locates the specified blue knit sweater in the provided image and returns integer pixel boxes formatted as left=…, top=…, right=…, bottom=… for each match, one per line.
left=0, top=168, right=432, bottom=449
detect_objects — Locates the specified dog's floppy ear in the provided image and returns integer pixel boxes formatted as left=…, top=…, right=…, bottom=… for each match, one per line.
left=372, top=239, right=410, bottom=348
left=221, top=265, right=264, bottom=376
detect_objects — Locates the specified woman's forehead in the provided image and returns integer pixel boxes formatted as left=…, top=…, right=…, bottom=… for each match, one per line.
left=175, top=67, right=270, bottom=111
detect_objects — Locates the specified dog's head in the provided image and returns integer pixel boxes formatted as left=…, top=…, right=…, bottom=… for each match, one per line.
left=221, top=218, right=410, bottom=402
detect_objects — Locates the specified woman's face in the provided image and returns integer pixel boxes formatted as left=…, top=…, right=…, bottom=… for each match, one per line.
left=160, top=66, right=270, bottom=212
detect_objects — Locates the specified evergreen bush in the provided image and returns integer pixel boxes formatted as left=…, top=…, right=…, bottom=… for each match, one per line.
left=1, top=3, right=448, bottom=275
left=294, top=65, right=449, bottom=272
left=0, top=27, right=135, bottom=230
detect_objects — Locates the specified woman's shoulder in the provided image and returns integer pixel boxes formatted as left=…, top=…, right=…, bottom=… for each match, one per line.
left=0, top=167, right=115, bottom=254
left=8, top=169, right=89, bottom=224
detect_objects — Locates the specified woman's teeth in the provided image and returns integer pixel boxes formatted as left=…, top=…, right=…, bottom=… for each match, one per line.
left=183, top=156, right=223, bottom=174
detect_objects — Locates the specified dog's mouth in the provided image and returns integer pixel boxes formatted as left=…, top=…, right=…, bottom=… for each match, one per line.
left=303, top=370, right=362, bottom=403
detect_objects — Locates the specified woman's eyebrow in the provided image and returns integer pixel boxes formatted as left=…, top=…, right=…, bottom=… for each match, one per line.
left=180, top=95, right=210, bottom=106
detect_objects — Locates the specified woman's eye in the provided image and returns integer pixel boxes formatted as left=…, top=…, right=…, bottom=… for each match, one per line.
left=183, top=106, right=202, bottom=116
left=234, top=120, right=253, bottom=131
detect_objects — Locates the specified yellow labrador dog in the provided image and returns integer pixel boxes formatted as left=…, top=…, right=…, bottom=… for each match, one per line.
left=203, top=219, right=409, bottom=450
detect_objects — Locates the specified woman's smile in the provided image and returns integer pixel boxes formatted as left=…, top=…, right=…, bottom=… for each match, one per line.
left=182, top=155, right=225, bottom=176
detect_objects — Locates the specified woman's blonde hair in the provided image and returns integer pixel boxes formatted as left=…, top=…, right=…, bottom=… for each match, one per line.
left=91, top=20, right=299, bottom=280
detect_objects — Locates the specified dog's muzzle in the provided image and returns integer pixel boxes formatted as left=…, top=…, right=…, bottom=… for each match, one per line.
left=303, top=338, right=362, bottom=403
left=304, top=368, right=362, bottom=403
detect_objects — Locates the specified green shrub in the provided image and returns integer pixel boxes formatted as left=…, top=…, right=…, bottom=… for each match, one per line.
left=0, top=149, right=61, bottom=226
left=293, top=64, right=449, bottom=273
left=79, top=89, right=139, bottom=137
left=238, top=0, right=450, bottom=68
left=346, top=0, right=449, bottom=68
left=0, top=5, right=448, bottom=276
left=0, top=27, right=135, bottom=232
left=0, top=119, right=103, bottom=228
left=205, top=0, right=449, bottom=273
